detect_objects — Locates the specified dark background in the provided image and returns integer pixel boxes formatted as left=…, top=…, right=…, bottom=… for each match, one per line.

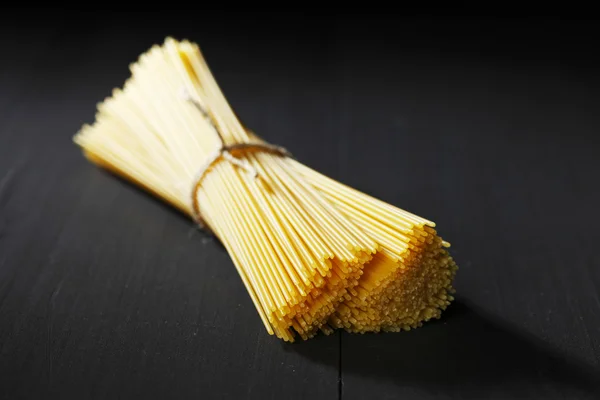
left=1, top=12, right=599, bottom=399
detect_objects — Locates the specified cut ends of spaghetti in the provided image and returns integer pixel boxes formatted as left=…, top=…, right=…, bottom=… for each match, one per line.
left=74, top=37, right=458, bottom=342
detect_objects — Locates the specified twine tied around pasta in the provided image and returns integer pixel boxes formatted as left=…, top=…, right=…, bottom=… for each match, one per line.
left=180, top=88, right=293, bottom=232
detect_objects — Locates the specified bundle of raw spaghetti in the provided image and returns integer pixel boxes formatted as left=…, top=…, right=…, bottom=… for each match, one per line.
left=74, top=37, right=457, bottom=341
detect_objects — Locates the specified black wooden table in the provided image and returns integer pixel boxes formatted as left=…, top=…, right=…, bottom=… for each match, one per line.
left=1, top=13, right=599, bottom=399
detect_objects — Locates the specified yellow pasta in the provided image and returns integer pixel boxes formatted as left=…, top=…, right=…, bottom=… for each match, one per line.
left=74, top=37, right=457, bottom=341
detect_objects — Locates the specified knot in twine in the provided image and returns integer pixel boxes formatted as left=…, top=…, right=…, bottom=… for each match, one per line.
left=181, top=88, right=293, bottom=233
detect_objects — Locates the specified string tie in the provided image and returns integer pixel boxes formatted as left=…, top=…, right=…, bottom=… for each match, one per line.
left=181, top=88, right=292, bottom=232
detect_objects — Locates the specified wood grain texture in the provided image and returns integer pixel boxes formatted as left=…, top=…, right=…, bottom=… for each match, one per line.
left=1, top=13, right=599, bottom=400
